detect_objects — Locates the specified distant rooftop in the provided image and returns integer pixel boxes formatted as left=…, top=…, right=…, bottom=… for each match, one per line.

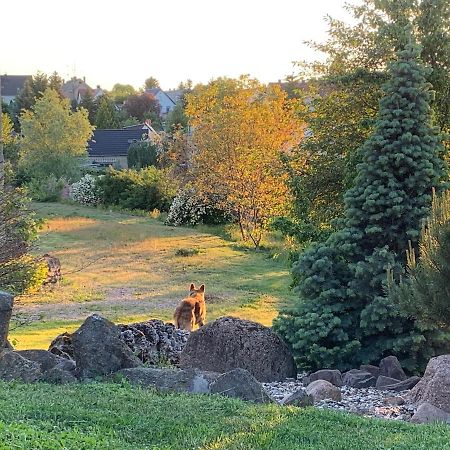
left=88, top=128, right=148, bottom=158
left=0, top=74, right=32, bottom=96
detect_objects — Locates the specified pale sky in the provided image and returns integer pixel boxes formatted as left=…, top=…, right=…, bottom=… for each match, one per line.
left=1, top=0, right=356, bottom=91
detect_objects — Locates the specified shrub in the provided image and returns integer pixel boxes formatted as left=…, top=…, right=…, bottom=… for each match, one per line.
left=26, top=175, right=66, bottom=202
left=97, top=167, right=177, bottom=212
left=70, top=174, right=101, bottom=206
left=127, top=141, right=158, bottom=169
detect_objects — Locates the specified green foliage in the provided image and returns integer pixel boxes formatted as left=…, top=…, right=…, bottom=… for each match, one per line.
left=274, top=44, right=448, bottom=373
left=127, top=141, right=158, bottom=169
left=95, top=95, right=120, bottom=129
left=79, top=90, right=97, bottom=124
left=389, top=189, right=450, bottom=327
left=19, top=89, right=94, bottom=182
left=26, top=175, right=66, bottom=202
left=144, top=76, right=160, bottom=89
left=165, top=101, right=188, bottom=133
left=97, top=167, right=177, bottom=212
left=110, top=83, right=136, bottom=103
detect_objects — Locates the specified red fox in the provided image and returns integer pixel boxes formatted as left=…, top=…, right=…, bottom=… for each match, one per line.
left=174, top=283, right=206, bottom=331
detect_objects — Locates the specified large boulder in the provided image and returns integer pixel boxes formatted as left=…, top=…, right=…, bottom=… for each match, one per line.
left=15, top=350, right=66, bottom=372
left=379, top=356, right=407, bottom=381
left=411, top=403, right=450, bottom=424
left=360, top=364, right=380, bottom=378
left=0, top=292, right=13, bottom=350
left=343, top=370, right=376, bottom=388
left=48, top=332, right=74, bottom=359
left=72, top=314, right=141, bottom=378
left=116, top=367, right=218, bottom=394
left=209, top=368, right=272, bottom=403
left=179, top=317, right=296, bottom=382
left=409, top=355, right=450, bottom=412
left=281, top=388, right=314, bottom=407
left=309, top=369, right=342, bottom=387
left=0, top=352, right=42, bottom=382
left=306, top=380, right=342, bottom=402
left=376, top=375, right=402, bottom=390
left=378, top=376, right=421, bottom=392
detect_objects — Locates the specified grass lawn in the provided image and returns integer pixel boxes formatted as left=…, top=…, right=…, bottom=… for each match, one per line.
left=11, top=202, right=294, bottom=349
left=0, top=381, right=449, bottom=450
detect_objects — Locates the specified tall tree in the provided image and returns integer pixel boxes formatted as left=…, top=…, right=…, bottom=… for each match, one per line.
left=110, top=83, right=136, bottom=103
left=123, top=93, right=160, bottom=122
left=274, top=43, right=448, bottom=372
left=144, top=77, right=160, bottom=90
left=15, top=72, right=49, bottom=112
left=95, top=95, right=120, bottom=129
left=79, top=90, right=97, bottom=124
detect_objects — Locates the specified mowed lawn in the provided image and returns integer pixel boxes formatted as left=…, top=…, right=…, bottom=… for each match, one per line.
left=11, top=202, right=294, bottom=349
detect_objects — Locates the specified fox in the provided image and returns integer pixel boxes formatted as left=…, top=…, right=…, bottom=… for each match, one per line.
left=174, top=283, right=206, bottom=331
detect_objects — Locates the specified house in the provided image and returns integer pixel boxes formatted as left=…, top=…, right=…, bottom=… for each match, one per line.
left=0, top=74, right=32, bottom=104
left=144, top=88, right=186, bottom=118
left=87, top=123, right=158, bottom=169
left=61, top=77, right=104, bottom=105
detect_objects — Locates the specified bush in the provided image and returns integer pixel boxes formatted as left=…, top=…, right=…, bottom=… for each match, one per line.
left=127, top=141, right=158, bottom=169
left=97, top=167, right=177, bottom=212
left=70, top=174, right=101, bottom=206
left=26, top=175, right=66, bottom=202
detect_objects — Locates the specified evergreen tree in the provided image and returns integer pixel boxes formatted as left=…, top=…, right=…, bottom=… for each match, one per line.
left=95, top=95, right=119, bottom=129
left=274, top=43, right=448, bottom=373
left=79, top=90, right=97, bottom=124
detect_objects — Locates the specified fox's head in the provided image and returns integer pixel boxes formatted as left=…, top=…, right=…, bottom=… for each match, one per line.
left=189, top=283, right=205, bottom=300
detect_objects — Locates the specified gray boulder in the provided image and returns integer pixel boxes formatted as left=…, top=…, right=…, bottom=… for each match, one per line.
left=379, top=356, right=407, bottom=381
left=383, top=396, right=406, bottom=406
left=180, top=317, right=296, bottom=382
left=54, top=359, right=77, bottom=373
left=48, top=332, right=74, bottom=359
left=360, top=364, right=380, bottom=378
left=281, top=388, right=314, bottom=407
left=411, top=403, right=450, bottom=424
left=15, top=350, right=66, bottom=372
left=116, top=367, right=218, bottom=394
left=309, top=369, right=342, bottom=387
left=343, top=370, right=376, bottom=388
left=0, top=352, right=42, bottom=382
left=42, top=367, right=78, bottom=384
left=379, top=376, right=421, bottom=392
left=306, top=380, right=341, bottom=402
left=72, top=314, right=141, bottom=378
left=376, top=375, right=403, bottom=390
left=209, top=368, right=272, bottom=403
left=409, top=354, right=450, bottom=412
left=0, top=291, right=13, bottom=350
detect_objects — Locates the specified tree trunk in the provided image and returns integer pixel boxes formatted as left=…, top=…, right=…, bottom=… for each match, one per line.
left=0, top=79, right=4, bottom=187
left=0, top=291, right=14, bottom=350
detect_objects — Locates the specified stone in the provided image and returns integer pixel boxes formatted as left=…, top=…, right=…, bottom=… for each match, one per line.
left=379, top=356, right=407, bottom=381
left=309, top=369, right=342, bottom=387
left=380, top=376, right=421, bottom=392
left=0, top=291, right=14, bottom=350
left=280, top=388, right=314, bottom=407
left=54, top=359, right=77, bottom=373
left=376, top=375, right=402, bottom=390
left=0, top=351, right=42, bottom=382
left=383, top=396, right=406, bottom=406
left=411, top=402, right=450, bottom=424
left=72, top=314, right=141, bottom=378
left=116, top=367, right=218, bottom=394
left=360, top=364, right=381, bottom=378
left=48, top=332, right=74, bottom=359
left=342, top=370, right=376, bottom=388
left=15, top=350, right=66, bottom=372
left=409, top=355, right=450, bottom=413
left=209, top=368, right=272, bottom=403
left=42, top=367, right=78, bottom=384
left=180, top=317, right=296, bottom=382
left=306, top=380, right=342, bottom=402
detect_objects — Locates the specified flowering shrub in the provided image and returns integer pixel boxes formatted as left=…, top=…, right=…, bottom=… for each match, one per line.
left=70, top=174, right=101, bottom=206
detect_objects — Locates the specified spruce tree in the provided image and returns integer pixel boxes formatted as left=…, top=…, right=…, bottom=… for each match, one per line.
left=95, top=95, right=119, bottom=129
left=274, top=42, right=448, bottom=372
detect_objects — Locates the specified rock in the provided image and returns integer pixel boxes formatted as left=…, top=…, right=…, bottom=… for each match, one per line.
left=54, top=359, right=77, bottom=373
left=380, top=376, right=421, bottom=392
left=379, top=356, right=407, bottom=381
left=376, top=375, right=402, bottom=390
left=411, top=402, right=450, bottom=424
left=342, top=370, right=376, bottom=388
left=72, top=314, right=141, bottom=378
left=15, top=350, right=66, bottom=372
left=0, top=352, right=42, bottom=382
left=48, top=332, right=74, bottom=359
left=309, top=369, right=342, bottom=387
left=306, top=380, right=342, bottom=402
left=42, top=367, right=78, bottom=384
left=360, top=364, right=381, bottom=378
left=209, top=368, right=272, bottom=403
left=0, top=291, right=14, bottom=350
left=118, top=320, right=189, bottom=366
left=383, top=396, right=406, bottom=406
left=116, top=367, right=218, bottom=394
left=280, top=388, right=314, bottom=407
left=409, top=355, right=450, bottom=413
left=40, top=254, right=62, bottom=284
left=180, top=317, right=296, bottom=382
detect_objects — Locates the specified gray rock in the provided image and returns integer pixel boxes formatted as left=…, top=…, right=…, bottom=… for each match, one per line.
left=72, top=314, right=141, bottom=379
left=48, top=332, right=74, bottom=359
left=376, top=375, right=402, bottom=390
left=379, top=356, right=407, bottom=381
left=42, top=367, right=78, bottom=384
left=281, top=388, right=314, bottom=407
left=116, top=367, right=218, bottom=394
left=53, top=359, right=76, bottom=373
left=0, top=291, right=13, bottom=350
left=0, top=351, right=42, bottom=382
left=343, top=370, right=376, bottom=388
left=15, top=350, right=66, bottom=372
left=180, top=316, right=296, bottom=382
left=381, top=376, right=421, bottom=392
left=409, top=355, right=450, bottom=413
left=360, top=364, right=381, bottom=378
left=309, top=369, right=342, bottom=387
left=306, top=380, right=342, bottom=402
left=383, top=396, right=406, bottom=406
left=209, top=368, right=272, bottom=403
left=411, top=402, right=450, bottom=424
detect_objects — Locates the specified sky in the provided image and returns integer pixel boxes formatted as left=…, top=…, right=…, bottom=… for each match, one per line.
left=1, top=0, right=356, bottom=91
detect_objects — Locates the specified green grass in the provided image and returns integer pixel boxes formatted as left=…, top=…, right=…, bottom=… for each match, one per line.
left=12, top=202, right=295, bottom=349
left=0, top=381, right=448, bottom=450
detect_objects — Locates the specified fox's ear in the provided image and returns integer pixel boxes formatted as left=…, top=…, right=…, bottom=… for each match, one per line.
left=190, top=283, right=195, bottom=291
left=199, top=284, right=205, bottom=293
